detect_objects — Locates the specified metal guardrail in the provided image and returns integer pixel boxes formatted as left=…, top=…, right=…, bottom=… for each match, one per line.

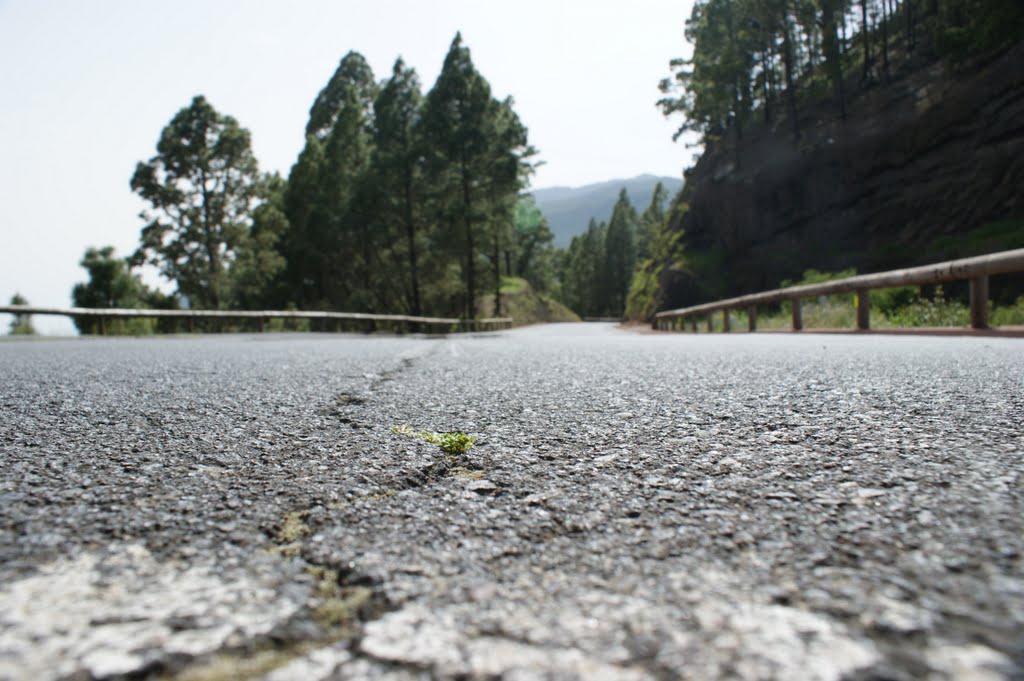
left=653, top=248, right=1024, bottom=332
left=0, top=305, right=514, bottom=335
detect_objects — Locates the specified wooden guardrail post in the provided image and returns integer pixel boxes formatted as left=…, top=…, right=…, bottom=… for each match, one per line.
left=791, top=299, right=803, bottom=331
left=748, top=306, right=758, bottom=332
left=706, top=315, right=713, bottom=333
left=856, top=289, right=870, bottom=331
left=970, top=276, right=989, bottom=329
left=722, top=309, right=732, bottom=333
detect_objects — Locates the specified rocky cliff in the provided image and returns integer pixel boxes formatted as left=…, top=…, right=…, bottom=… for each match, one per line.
left=659, top=39, right=1024, bottom=309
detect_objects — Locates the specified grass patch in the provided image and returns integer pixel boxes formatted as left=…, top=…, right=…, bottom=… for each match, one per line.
left=305, top=566, right=374, bottom=629
left=499, top=276, right=528, bottom=294
left=992, top=297, right=1024, bottom=326
left=392, top=425, right=476, bottom=454
left=172, top=647, right=311, bottom=681
left=276, top=510, right=311, bottom=544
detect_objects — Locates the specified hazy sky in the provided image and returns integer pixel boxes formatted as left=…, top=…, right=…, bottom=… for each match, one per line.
left=0, top=0, right=696, bottom=334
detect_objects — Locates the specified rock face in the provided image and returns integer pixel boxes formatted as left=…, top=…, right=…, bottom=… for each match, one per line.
left=659, top=40, right=1024, bottom=309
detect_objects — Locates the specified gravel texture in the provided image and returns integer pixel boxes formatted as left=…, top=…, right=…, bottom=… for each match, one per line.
left=0, top=325, right=1021, bottom=680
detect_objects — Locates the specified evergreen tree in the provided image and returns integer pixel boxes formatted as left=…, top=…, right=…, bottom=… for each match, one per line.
left=306, top=52, right=377, bottom=141
left=131, top=95, right=261, bottom=310
left=562, top=219, right=607, bottom=318
left=626, top=189, right=688, bottom=321
left=512, top=196, right=557, bottom=290
left=230, top=173, right=288, bottom=309
left=371, top=58, right=428, bottom=316
left=660, top=0, right=1024, bottom=147
left=283, top=52, right=377, bottom=310
left=421, top=34, right=533, bottom=319
left=7, top=293, right=36, bottom=335
left=603, top=189, right=639, bottom=316
left=71, top=246, right=157, bottom=334
left=637, top=182, right=670, bottom=260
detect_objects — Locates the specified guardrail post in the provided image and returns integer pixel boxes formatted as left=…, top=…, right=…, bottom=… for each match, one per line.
left=690, top=317, right=697, bottom=333
left=856, top=289, right=870, bottom=331
left=791, top=299, right=803, bottom=331
left=722, top=309, right=731, bottom=333
left=706, top=315, right=713, bottom=333
left=98, top=316, right=106, bottom=336
left=970, top=276, right=989, bottom=329
left=747, top=305, right=757, bottom=332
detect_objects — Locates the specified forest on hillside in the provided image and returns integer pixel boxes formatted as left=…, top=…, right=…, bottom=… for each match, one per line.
left=61, top=32, right=676, bottom=333
left=55, top=1, right=1024, bottom=335
left=630, top=0, right=1024, bottom=321
left=658, top=0, right=1024, bottom=144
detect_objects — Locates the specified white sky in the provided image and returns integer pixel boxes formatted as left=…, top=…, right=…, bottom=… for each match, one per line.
left=0, top=0, right=696, bottom=334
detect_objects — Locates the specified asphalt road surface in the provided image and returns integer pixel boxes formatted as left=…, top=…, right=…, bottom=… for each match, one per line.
left=1, top=323, right=1022, bottom=681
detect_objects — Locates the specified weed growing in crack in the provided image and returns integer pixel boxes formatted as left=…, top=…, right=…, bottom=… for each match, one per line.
left=305, top=566, right=374, bottom=629
left=276, top=510, right=312, bottom=543
left=270, top=509, right=313, bottom=558
left=392, top=425, right=476, bottom=454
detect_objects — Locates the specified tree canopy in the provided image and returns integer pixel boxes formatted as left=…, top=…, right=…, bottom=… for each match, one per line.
left=7, top=293, right=36, bottom=335
left=73, top=34, right=553, bottom=330
left=659, top=0, right=1024, bottom=144
left=130, top=95, right=263, bottom=309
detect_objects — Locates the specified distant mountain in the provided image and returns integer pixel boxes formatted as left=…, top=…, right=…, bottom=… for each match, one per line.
left=530, top=174, right=684, bottom=247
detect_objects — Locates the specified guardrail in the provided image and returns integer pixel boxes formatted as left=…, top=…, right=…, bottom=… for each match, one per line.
left=0, top=305, right=514, bottom=335
left=653, top=248, right=1024, bottom=332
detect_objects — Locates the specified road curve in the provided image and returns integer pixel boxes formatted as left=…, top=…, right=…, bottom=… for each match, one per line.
left=1, top=324, right=1021, bottom=680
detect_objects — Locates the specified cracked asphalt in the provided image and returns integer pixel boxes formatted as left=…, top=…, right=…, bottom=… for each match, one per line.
left=1, top=323, right=1022, bottom=680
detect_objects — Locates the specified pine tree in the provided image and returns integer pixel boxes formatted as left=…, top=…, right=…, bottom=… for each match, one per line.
left=7, top=293, right=37, bottom=335
left=637, top=182, right=669, bottom=260
left=371, top=58, right=428, bottom=316
left=230, top=173, right=288, bottom=309
left=603, top=189, right=639, bottom=316
left=421, top=34, right=533, bottom=318
left=130, top=95, right=261, bottom=310
left=282, top=52, right=377, bottom=310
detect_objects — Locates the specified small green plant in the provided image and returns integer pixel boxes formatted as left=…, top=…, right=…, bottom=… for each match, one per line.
left=992, top=296, right=1024, bottom=326
left=392, top=425, right=476, bottom=454
left=882, top=286, right=969, bottom=327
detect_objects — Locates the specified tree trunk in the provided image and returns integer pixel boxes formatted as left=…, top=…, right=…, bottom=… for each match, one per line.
left=905, top=0, right=916, bottom=51
left=493, top=229, right=501, bottom=317
left=880, top=0, right=890, bottom=80
left=822, top=0, right=848, bottom=120
left=461, top=170, right=476, bottom=320
left=403, top=169, right=421, bottom=317
left=861, top=0, right=871, bottom=82
left=780, top=2, right=801, bottom=138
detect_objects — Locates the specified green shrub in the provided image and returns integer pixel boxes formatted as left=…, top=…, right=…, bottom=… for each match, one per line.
left=992, top=297, right=1024, bottom=326
left=882, top=287, right=969, bottom=327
